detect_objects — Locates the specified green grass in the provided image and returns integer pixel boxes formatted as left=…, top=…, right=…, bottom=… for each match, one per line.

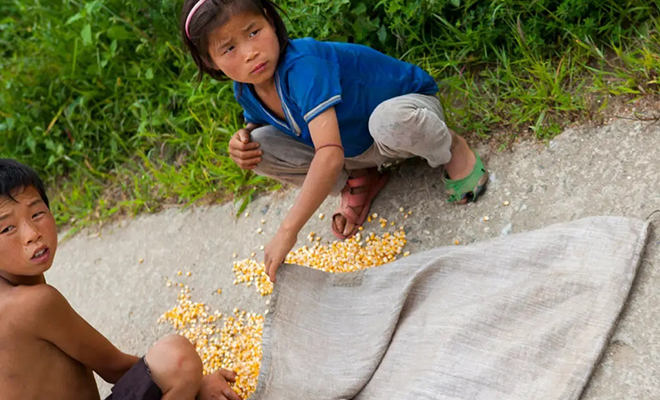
left=1, top=0, right=659, bottom=229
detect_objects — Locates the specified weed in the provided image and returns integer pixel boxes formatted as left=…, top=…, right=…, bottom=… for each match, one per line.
left=1, top=0, right=658, bottom=227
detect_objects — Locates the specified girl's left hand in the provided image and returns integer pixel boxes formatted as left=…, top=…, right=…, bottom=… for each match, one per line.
left=264, top=229, right=297, bottom=283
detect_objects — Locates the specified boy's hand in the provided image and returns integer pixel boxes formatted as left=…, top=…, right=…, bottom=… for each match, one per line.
left=197, top=369, right=242, bottom=400
left=264, top=229, right=297, bottom=283
left=228, top=128, right=262, bottom=170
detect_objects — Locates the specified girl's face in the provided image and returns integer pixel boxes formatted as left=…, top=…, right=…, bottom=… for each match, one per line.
left=208, top=11, right=280, bottom=88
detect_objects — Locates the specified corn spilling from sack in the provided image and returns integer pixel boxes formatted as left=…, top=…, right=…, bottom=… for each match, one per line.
left=160, top=213, right=410, bottom=398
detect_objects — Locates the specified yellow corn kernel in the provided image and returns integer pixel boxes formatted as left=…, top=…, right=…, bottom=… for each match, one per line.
left=159, top=288, right=264, bottom=398
left=162, top=211, right=413, bottom=399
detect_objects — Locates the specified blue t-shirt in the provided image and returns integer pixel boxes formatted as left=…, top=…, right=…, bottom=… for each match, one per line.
left=234, top=38, right=439, bottom=157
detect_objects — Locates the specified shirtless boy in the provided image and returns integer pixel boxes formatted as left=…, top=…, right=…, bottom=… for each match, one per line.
left=0, top=159, right=241, bottom=400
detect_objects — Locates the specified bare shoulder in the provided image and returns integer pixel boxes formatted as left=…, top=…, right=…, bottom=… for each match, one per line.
left=1, top=284, right=71, bottom=331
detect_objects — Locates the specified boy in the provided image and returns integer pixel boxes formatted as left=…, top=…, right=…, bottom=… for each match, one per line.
left=0, top=159, right=241, bottom=400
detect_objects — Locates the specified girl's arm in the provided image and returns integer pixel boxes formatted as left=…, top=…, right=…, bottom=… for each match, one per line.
left=263, top=107, right=344, bottom=282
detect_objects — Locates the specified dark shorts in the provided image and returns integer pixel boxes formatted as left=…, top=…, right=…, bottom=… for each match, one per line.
left=104, top=357, right=163, bottom=400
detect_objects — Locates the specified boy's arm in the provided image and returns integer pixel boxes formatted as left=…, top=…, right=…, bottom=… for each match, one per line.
left=263, top=107, right=344, bottom=282
left=22, top=284, right=139, bottom=383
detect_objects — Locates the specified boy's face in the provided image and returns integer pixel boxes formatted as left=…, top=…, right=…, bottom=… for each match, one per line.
left=208, top=11, right=281, bottom=88
left=0, top=186, right=57, bottom=282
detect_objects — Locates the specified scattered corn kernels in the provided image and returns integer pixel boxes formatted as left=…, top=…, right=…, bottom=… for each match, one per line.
left=503, top=201, right=510, bottom=206
left=232, top=259, right=273, bottom=296
left=256, top=228, right=263, bottom=234
left=159, top=289, right=263, bottom=398
left=244, top=211, right=250, bottom=217
left=233, top=227, right=408, bottom=297
left=177, top=271, right=182, bottom=276
left=318, top=213, right=325, bottom=220
left=162, top=212, right=412, bottom=398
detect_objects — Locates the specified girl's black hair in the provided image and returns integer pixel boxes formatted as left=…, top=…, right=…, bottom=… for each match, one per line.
left=180, top=0, right=288, bottom=82
left=0, top=159, right=50, bottom=209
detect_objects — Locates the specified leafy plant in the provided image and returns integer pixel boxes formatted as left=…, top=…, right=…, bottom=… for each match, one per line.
left=1, top=0, right=658, bottom=227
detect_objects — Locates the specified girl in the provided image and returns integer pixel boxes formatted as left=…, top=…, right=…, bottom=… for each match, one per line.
left=180, top=0, right=488, bottom=282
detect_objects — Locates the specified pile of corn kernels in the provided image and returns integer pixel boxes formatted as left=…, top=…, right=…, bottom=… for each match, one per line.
left=159, top=288, right=264, bottom=398
left=159, top=212, right=410, bottom=398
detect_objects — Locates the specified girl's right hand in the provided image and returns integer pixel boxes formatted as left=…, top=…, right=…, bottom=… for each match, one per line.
left=228, top=128, right=262, bottom=170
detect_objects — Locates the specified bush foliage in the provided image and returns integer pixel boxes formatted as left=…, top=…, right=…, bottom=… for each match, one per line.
left=1, top=0, right=658, bottom=225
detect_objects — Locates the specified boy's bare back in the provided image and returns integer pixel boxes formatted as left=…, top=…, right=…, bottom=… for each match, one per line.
left=0, top=176, right=137, bottom=399
left=0, top=282, right=100, bottom=400
left=0, top=159, right=243, bottom=400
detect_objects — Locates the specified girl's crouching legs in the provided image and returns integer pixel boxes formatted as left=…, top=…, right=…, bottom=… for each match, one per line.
left=145, top=334, right=203, bottom=400
left=369, top=94, right=487, bottom=203
left=369, top=94, right=477, bottom=179
left=250, top=125, right=348, bottom=194
left=368, top=93, right=454, bottom=168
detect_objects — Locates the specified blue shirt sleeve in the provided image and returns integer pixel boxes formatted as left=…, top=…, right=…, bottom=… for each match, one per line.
left=286, top=55, right=343, bottom=124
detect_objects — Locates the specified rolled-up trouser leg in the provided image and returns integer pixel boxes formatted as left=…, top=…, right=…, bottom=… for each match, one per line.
left=367, top=93, right=452, bottom=168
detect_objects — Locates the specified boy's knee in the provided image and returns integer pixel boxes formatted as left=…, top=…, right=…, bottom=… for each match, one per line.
left=145, top=335, right=203, bottom=392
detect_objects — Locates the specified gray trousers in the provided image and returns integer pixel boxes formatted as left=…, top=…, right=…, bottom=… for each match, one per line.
left=251, top=93, right=452, bottom=195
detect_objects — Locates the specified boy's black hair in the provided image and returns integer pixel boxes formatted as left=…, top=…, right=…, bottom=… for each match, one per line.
left=180, top=0, right=289, bottom=82
left=0, top=159, right=50, bottom=209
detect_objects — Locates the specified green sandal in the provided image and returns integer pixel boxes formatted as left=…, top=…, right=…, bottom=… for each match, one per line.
left=443, top=153, right=489, bottom=203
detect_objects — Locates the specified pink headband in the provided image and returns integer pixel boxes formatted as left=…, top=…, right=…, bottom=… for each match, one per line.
left=185, top=0, right=209, bottom=40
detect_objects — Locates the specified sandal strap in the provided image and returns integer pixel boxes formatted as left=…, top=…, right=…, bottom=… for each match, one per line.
left=334, top=169, right=383, bottom=224
left=444, top=153, right=489, bottom=203
left=347, top=174, right=374, bottom=188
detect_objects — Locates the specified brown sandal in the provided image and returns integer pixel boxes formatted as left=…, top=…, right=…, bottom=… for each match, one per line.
left=331, top=168, right=390, bottom=240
